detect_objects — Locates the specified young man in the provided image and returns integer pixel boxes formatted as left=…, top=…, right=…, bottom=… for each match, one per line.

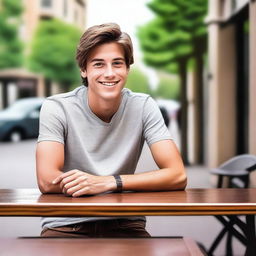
left=36, top=23, right=186, bottom=237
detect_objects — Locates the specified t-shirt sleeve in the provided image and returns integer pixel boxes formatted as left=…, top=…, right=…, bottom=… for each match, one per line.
left=38, top=99, right=66, bottom=144
left=142, top=96, right=172, bottom=146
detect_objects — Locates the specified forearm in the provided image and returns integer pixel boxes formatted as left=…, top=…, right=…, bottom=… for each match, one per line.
left=36, top=141, right=65, bottom=194
left=38, top=167, right=186, bottom=196
left=120, top=167, right=187, bottom=192
left=37, top=168, right=64, bottom=194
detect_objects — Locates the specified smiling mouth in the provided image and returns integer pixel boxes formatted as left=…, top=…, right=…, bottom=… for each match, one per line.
left=99, top=81, right=120, bottom=87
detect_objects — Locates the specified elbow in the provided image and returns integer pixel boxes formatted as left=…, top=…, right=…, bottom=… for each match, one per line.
left=178, top=173, right=187, bottom=190
left=38, top=183, right=50, bottom=194
left=176, top=164, right=187, bottom=190
left=37, top=180, right=54, bottom=194
left=168, top=169, right=187, bottom=191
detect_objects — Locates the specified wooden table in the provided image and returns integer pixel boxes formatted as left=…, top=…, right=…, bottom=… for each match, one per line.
left=0, top=188, right=255, bottom=255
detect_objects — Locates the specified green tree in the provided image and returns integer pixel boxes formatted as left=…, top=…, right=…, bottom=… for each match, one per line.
left=125, top=67, right=152, bottom=94
left=138, top=0, right=207, bottom=68
left=138, top=0, right=207, bottom=163
left=28, top=19, right=81, bottom=91
left=0, top=0, right=23, bottom=68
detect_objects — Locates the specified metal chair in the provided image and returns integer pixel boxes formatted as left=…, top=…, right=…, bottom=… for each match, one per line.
left=208, top=154, right=256, bottom=256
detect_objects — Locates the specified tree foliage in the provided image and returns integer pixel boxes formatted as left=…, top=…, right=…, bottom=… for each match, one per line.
left=137, top=0, right=207, bottom=73
left=125, top=67, right=152, bottom=94
left=28, top=19, right=81, bottom=90
left=0, top=0, right=23, bottom=68
left=138, top=0, right=208, bottom=163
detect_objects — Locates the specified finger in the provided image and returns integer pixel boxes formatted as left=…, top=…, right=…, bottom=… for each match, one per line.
left=53, top=171, right=77, bottom=184
left=72, top=187, right=90, bottom=197
left=52, top=176, right=62, bottom=185
left=65, top=177, right=90, bottom=195
left=52, top=170, right=79, bottom=184
left=65, top=183, right=85, bottom=196
left=60, top=172, right=86, bottom=190
left=63, top=176, right=88, bottom=191
left=62, top=177, right=84, bottom=194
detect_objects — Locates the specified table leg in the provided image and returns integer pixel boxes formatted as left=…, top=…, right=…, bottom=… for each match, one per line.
left=226, top=232, right=233, bottom=256
left=208, top=226, right=227, bottom=255
left=245, top=215, right=256, bottom=256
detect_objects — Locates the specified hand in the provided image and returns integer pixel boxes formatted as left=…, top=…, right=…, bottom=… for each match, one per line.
left=52, top=169, right=116, bottom=197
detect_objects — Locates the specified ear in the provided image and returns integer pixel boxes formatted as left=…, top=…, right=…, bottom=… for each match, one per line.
left=80, top=69, right=87, bottom=78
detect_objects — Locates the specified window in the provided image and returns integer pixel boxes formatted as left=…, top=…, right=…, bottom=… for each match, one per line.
left=41, top=0, right=52, bottom=8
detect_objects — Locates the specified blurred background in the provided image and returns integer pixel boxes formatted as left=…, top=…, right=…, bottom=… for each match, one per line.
left=0, top=0, right=256, bottom=255
left=1, top=0, right=256, bottom=169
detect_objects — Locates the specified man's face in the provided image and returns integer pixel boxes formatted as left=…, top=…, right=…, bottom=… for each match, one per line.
left=81, top=42, right=129, bottom=102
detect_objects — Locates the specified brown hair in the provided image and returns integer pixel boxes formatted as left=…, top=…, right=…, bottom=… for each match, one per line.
left=76, top=23, right=134, bottom=86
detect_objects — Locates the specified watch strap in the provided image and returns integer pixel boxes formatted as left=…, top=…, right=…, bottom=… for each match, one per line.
left=113, top=175, right=123, bottom=192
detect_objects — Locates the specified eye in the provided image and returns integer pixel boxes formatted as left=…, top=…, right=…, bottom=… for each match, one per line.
left=113, top=61, right=124, bottom=67
left=93, top=62, right=104, bottom=68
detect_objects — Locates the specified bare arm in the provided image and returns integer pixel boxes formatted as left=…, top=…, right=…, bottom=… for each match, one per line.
left=36, top=141, right=65, bottom=193
left=36, top=141, right=116, bottom=195
left=51, top=139, right=186, bottom=197
left=120, top=140, right=187, bottom=191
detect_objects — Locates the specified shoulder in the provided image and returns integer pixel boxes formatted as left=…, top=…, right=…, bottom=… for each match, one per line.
left=122, top=89, right=160, bottom=115
left=123, top=88, right=151, bottom=104
left=46, top=86, right=85, bottom=103
left=41, top=86, right=86, bottom=114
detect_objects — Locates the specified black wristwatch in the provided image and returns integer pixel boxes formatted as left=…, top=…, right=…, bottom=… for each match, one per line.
left=113, top=175, right=123, bottom=192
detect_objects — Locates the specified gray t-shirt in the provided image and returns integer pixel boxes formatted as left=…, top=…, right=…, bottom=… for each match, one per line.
left=38, top=86, right=172, bottom=229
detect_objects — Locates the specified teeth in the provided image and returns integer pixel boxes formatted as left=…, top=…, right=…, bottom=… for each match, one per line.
left=101, top=82, right=117, bottom=86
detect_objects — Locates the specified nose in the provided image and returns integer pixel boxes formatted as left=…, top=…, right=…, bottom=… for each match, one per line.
left=104, top=64, right=115, bottom=78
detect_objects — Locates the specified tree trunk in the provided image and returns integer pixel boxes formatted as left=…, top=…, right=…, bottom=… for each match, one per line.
left=44, top=78, right=51, bottom=97
left=194, top=53, right=204, bottom=164
left=194, top=36, right=207, bottom=164
left=178, top=59, right=189, bottom=164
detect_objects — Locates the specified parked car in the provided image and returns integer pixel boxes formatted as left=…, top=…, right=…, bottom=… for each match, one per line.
left=0, top=97, right=44, bottom=142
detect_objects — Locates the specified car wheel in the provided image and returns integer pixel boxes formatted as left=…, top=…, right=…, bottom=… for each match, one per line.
left=9, top=130, right=23, bottom=142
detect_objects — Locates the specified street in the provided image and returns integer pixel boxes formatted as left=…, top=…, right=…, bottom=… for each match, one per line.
left=0, top=139, right=38, bottom=189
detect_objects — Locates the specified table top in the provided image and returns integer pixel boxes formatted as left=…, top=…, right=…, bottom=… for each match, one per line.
left=0, top=188, right=255, bottom=216
left=0, top=237, right=203, bottom=256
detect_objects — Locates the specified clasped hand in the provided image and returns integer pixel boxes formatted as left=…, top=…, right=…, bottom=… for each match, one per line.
left=52, top=170, right=115, bottom=197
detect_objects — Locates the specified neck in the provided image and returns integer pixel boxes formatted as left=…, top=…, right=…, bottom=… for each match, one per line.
left=88, top=94, right=121, bottom=123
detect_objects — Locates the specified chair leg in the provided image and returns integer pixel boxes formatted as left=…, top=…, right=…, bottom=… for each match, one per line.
left=243, top=176, right=249, bottom=188
left=245, top=215, right=256, bottom=256
left=228, top=177, right=232, bottom=188
left=217, top=175, right=223, bottom=188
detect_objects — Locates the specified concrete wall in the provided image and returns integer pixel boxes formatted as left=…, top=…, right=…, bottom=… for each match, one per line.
left=249, top=0, right=256, bottom=186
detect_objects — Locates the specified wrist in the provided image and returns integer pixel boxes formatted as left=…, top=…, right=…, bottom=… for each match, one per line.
left=113, top=175, right=123, bottom=193
left=104, top=175, right=116, bottom=192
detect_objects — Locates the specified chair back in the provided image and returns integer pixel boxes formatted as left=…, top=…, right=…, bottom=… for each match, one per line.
left=219, top=154, right=256, bottom=172
left=213, top=154, right=256, bottom=188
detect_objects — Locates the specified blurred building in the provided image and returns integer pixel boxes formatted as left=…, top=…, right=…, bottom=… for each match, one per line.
left=0, top=0, right=86, bottom=109
left=21, top=0, right=86, bottom=43
left=205, top=0, right=256, bottom=184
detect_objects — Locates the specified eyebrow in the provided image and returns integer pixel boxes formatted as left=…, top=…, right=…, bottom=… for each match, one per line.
left=90, top=57, right=125, bottom=63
